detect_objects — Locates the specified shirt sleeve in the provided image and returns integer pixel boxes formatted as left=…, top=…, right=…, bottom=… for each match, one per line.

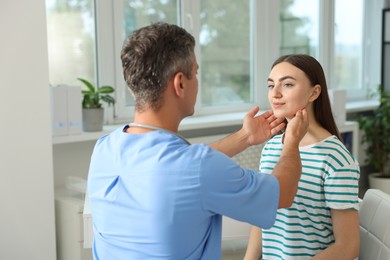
left=199, top=148, right=280, bottom=229
left=324, top=153, right=360, bottom=211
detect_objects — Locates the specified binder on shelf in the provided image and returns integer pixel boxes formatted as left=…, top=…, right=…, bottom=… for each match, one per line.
left=50, top=85, right=68, bottom=136
left=50, top=85, right=82, bottom=136
left=67, top=86, right=82, bottom=135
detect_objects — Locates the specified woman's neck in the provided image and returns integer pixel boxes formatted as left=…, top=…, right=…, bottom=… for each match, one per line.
left=299, top=120, right=332, bottom=146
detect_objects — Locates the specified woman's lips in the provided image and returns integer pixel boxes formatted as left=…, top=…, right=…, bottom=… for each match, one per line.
left=272, top=102, right=285, bottom=109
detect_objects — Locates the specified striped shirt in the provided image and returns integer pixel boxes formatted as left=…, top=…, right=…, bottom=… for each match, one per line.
left=261, top=134, right=360, bottom=259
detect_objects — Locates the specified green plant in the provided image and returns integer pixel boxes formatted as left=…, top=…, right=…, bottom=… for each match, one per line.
left=78, top=77, right=115, bottom=109
left=358, top=85, right=390, bottom=177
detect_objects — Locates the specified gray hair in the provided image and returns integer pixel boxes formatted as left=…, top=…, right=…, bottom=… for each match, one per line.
left=121, top=22, right=196, bottom=112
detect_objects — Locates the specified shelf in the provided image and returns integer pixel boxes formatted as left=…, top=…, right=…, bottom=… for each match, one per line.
left=52, top=98, right=376, bottom=145
left=346, top=100, right=379, bottom=113
left=53, top=116, right=359, bottom=154
left=52, top=125, right=118, bottom=144
left=52, top=112, right=247, bottom=145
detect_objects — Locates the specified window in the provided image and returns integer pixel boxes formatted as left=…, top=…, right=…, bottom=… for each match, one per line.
left=112, top=0, right=256, bottom=118
left=334, top=0, right=364, bottom=97
left=198, top=1, right=253, bottom=111
left=46, top=0, right=382, bottom=123
left=46, top=0, right=96, bottom=87
left=280, top=0, right=320, bottom=57
left=279, top=0, right=372, bottom=102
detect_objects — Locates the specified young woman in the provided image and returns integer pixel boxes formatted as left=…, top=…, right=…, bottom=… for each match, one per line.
left=244, top=54, right=360, bottom=259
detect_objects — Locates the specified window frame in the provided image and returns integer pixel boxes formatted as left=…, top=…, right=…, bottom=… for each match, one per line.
left=92, top=0, right=381, bottom=124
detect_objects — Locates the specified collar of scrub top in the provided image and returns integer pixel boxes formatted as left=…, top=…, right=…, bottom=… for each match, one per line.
left=128, top=122, right=191, bottom=145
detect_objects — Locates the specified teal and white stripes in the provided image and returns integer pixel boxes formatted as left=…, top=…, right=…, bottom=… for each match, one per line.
left=261, top=134, right=360, bottom=259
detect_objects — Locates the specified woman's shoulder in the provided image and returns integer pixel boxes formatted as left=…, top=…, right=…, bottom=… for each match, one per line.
left=313, top=135, right=359, bottom=167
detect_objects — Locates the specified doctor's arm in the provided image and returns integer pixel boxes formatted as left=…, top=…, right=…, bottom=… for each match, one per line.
left=216, top=109, right=308, bottom=208
left=211, top=106, right=285, bottom=157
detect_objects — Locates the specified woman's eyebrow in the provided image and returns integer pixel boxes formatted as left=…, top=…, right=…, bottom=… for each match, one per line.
left=268, top=75, right=297, bottom=82
left=279, top=75, right=296, bottom=81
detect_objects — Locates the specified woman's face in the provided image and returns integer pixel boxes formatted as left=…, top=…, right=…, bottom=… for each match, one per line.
left=267, top=62, right=320, bottom=120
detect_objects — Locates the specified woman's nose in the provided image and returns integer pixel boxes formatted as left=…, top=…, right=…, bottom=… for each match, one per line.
left=271, top=85, right=282, bottom=98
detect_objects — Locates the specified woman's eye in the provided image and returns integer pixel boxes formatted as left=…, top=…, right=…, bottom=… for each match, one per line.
left=267, top=84, right=274, bottom=89
left=284, top=83, right=293, bottom=88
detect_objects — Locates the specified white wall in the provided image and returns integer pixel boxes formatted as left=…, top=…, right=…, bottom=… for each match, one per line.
left=0, top=0, right=56, bottom=259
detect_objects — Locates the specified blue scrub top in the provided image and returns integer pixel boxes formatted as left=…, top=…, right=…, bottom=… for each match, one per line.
left=88, top=126, right=279, bottom=260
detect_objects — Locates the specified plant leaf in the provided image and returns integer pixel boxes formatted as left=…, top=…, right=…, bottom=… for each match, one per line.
left=97, top=86, right=115, bottom=94
left=357, top=85, right=390, bottom=177
left=78, top=78, right=96, bottom=94
left=101, top=95, right=115, bottom=106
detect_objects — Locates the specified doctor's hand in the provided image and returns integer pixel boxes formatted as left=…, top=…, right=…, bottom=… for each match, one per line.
left=284, top=109, right=308, bottom=146
left=242, top=106, right=286, bottom=146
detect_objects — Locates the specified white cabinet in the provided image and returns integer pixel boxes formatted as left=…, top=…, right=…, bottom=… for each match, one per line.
left=55, top=190, right=92, bottom=260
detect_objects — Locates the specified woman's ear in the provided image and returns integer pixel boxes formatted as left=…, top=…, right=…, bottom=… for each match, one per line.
left=309, top=84, right=321, bottom=102
left=172, top=72, right=185, bottom=97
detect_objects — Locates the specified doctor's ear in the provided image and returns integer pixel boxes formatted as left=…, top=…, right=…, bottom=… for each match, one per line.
left=309, top=84, right=321, bottom=102
left=173, top=72, right=185, bottom=96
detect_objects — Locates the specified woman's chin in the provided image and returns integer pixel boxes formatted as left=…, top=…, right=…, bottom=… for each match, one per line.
left=276, top=114, right=293, bottom=122
left=273, top=111, right=287, bottom=119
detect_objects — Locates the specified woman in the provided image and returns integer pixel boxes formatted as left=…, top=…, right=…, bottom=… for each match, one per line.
left=244, top=54, right=360, bottom=259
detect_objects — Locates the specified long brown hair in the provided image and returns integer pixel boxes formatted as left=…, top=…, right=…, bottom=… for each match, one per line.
left=272, top=54, right=341, bottom=140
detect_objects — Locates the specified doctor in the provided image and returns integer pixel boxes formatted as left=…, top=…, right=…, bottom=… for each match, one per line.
left=87, top=22, right=308, bottom=259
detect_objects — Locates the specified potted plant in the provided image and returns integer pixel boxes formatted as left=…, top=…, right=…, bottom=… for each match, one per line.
left=78, top=77, right=115, bottom=132
left=358, top=85, right=390, bottom=194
